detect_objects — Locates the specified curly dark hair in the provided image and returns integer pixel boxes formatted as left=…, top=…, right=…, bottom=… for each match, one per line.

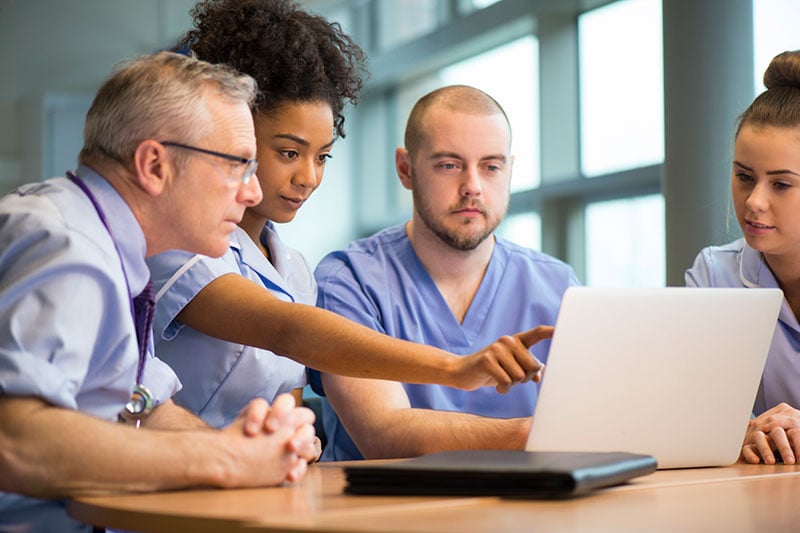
left=178, top=0, right=368, bottom=138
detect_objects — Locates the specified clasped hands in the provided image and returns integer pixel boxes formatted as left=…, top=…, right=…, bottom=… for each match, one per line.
left=234, top=393, right=320, bottom=484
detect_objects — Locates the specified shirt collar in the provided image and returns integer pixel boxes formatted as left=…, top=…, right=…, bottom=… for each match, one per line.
left=228, top=224, right=294, bottom=299
left=738, top=242, right=779, bottom=289
left=738, top=241, right=799, bottom=328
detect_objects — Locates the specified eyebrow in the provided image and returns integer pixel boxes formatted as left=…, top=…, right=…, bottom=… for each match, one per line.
left=274, top=133, right=335, bottom=150
left=430, top=151, right=508, bottom=163
left=734, top=160, right=800, bottom=176
left=767, top=169, right=800, bottom=177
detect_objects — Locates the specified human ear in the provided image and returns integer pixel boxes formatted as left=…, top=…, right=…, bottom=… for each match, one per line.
left=395, top=147, right=413, bottom=190
left=132, top=139, right=170, bottom=196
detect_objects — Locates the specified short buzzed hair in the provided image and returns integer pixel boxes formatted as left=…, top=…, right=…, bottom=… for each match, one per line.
left=403, top=85, right=511, bottom=160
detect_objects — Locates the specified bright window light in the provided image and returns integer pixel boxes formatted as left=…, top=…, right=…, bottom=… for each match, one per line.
left=585, top=195, right=665, bottom=287
left=497, top=212, right=541, bottom=251
left=579, top=0, right=663, bottom=178
left=753, top=0, right=800, bottom=95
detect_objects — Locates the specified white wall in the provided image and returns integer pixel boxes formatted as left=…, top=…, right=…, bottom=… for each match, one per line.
left=0, top=0, right=356, bottom=267
left=0, top=0, right=197, bottom=187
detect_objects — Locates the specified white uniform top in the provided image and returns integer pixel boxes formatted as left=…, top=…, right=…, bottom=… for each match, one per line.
left=148, top=222, right=310, bottom=428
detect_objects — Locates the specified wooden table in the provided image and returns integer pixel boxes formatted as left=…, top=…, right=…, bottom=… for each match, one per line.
left=67, top=462, right=800, bottom=532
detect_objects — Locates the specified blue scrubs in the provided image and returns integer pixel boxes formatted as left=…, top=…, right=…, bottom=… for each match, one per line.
left=308, top=224, right=579, bottom=461
left=0, top=166, right=180, bottom=531
left=686, top=238, right=800, bottom=415
left=148, top=222, right=309, bottom=428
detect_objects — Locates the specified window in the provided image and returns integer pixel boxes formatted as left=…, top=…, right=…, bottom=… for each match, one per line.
left=585, top=195, right=665, bottom=287
left=457, top=0, right=501, bottom=15
left=577, top=0, right=664, bottom=287
left=753, top=0, right=800, bottom=95
left=377, top=0, right=441, bottom=50
left=578, top=0, right=663, bottom=178
left=497, top=212, right=541, bottom=251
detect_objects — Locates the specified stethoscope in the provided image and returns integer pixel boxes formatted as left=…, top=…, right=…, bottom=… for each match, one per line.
left=67, top=171, right=154, bottom=426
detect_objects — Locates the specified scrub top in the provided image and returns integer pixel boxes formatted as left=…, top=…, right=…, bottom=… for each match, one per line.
left=309, top=224, right=580, bottom=461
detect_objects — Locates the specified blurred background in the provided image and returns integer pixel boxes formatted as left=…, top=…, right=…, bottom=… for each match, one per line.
left=1, top=0, right=797, bottom=285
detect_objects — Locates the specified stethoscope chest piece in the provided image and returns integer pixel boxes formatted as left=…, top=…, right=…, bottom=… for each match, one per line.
left=118, top=384, right=154, bottom=426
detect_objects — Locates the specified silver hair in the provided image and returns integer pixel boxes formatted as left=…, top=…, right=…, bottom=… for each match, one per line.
left=79, top=51, right=257, bottom=166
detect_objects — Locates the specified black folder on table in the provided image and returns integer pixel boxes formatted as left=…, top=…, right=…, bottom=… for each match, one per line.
left=344, top=450, right=656, bottom=498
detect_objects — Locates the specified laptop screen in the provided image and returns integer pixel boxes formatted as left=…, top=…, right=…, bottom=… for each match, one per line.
left=526, top=287, right=782, bottom=469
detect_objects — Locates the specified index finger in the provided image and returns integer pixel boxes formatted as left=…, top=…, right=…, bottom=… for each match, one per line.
left=514, top=325, right=555, bottom=349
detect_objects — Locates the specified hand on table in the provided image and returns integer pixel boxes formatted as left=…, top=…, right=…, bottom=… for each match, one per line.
left=740, top=402, right=800, bottom=465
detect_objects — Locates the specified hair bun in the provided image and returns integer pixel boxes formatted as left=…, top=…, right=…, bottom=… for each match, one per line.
left=763, top=50, right=800, bottom=91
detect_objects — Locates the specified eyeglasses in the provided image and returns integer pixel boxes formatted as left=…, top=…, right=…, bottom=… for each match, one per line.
left=160, top=141, right=258, bottom=185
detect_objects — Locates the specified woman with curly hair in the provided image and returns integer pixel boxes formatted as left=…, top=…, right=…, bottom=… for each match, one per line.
left=147, top=0, right=550, bottom=461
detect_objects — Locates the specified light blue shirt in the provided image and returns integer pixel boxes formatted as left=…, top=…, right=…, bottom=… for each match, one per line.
left=308, top=224, right=580, bottom=461
left=148, top=222, right=309, bottom=428
left=0, top=166, right=180, bottom=531
left=686, top=238, right=800, bottom=415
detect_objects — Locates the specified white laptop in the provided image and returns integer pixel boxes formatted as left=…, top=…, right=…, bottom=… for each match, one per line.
left=526, top=286, right=783, bottom=469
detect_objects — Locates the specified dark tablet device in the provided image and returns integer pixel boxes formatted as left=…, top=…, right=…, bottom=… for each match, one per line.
left=344, top=450, right=657, bottom=498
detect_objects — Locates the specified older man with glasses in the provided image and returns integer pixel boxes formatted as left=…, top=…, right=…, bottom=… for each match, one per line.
left=0, top=51, right=316, bottom=532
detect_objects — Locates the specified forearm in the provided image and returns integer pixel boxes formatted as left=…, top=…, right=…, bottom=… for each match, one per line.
left=323, top=374, right=531, bottom=459
left=181, top=275, right=547, bottom=391
left=347, top=408, right=531, bottom=459
left=259, top=304, right=547, bottom=392
left=262, top=302, right=458, bottom=382
left=181, top=276, right=459, bottom=384
left=142, top=399, right=210, bottom=430
left=0, top=397, right=242, bottom=498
